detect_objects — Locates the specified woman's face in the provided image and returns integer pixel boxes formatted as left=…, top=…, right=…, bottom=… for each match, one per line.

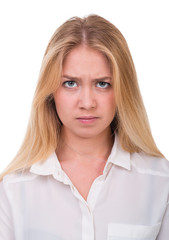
left=54, top=45, right=116, bottom=139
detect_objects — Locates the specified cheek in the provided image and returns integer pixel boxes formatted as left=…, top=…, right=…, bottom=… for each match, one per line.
left=54, top=93, right=74, bottom=118
left=102, top=94, right=116, bottom=120
left=54, top=91, right=66, bottom=107
left=101, top=92, right=116, bottom=109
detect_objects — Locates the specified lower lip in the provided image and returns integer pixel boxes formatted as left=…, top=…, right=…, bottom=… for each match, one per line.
left=77, top=118, right=98, bottom=124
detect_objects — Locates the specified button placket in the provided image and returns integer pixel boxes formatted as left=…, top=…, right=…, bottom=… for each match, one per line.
left=79, top=201, right=95, bottom=240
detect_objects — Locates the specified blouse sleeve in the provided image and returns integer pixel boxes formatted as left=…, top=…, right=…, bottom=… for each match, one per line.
left=0, top=181, right=15, bottom=240
left=156, top=201, right=169, bottom=240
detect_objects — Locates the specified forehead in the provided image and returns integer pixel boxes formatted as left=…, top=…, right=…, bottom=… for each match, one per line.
left=62, top=45, right=112, bottom=77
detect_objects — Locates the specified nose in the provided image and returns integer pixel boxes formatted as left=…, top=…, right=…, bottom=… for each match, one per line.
left=78, top=87, right=96, bottom=109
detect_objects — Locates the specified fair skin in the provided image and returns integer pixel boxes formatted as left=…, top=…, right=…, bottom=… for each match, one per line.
left=54, top=44, right=116, bottom=200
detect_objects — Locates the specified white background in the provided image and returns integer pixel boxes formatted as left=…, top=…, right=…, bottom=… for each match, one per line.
left=0, top=0, right=168, bottom=172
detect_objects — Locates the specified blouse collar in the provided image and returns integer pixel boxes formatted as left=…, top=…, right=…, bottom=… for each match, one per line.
left=30, top=133, right=131, bottom=181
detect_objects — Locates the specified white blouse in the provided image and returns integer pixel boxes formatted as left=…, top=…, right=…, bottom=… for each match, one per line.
left=0, top=134, right=169, bottom=240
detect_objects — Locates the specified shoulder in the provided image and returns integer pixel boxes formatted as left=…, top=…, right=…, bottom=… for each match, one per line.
left=130, top=151, right=169, bottom=178
left=0, top=170, right=39, bottom=203
left=1, top=169, right=37, bottom=186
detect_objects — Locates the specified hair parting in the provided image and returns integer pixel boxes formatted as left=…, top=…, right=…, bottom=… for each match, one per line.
left=0, top=14, right=164, bottom=180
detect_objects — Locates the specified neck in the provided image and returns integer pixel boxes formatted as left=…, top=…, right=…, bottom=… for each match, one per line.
left=56, top=127, right=114, bottom=163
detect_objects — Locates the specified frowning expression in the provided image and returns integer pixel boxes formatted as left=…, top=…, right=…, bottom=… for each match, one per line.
left=54, top=45, right=116, bottom=139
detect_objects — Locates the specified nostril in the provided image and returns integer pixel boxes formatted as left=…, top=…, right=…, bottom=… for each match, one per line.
left=78, top=99, right=96, bottom=109
left=78, top=90, right=96, bottom=109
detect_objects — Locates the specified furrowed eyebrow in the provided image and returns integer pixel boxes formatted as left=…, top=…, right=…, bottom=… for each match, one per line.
left=62, top=75, right=80, bottom=81
left=62, top=75, right=112, bottom=81
left=94, top=77, right=112, bottom=81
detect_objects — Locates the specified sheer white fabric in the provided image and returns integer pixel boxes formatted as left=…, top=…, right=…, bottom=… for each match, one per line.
left=0, top=134, right=169, bottom=240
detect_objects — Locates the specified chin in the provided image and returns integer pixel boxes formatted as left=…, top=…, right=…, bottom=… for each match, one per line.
left=73, top=128, right=107, bottom=139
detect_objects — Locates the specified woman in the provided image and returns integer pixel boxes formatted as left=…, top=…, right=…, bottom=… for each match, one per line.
left=0, top=15, right=168, bottom=240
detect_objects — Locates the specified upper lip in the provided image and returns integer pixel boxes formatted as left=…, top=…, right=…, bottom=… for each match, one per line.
left=77, top=116, right=98, bottom=119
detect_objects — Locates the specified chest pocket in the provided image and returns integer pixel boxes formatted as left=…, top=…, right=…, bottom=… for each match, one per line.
left=107, top=222, right=161, bottom=240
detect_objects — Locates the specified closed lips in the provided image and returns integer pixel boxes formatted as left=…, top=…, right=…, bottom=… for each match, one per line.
left=77, top=116, right=98, bottom=119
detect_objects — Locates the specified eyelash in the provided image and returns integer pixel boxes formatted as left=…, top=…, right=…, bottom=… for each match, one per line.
left=63, top=81, right=111, bottom=89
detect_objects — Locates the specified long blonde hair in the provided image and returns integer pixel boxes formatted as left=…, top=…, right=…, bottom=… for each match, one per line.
left=0, top=14, right=164, bottom=180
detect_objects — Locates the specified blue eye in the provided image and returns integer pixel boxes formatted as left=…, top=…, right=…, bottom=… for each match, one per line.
left=63, top=81, right=77, bottom=88
left=96, top=82, right=110, bottom=88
